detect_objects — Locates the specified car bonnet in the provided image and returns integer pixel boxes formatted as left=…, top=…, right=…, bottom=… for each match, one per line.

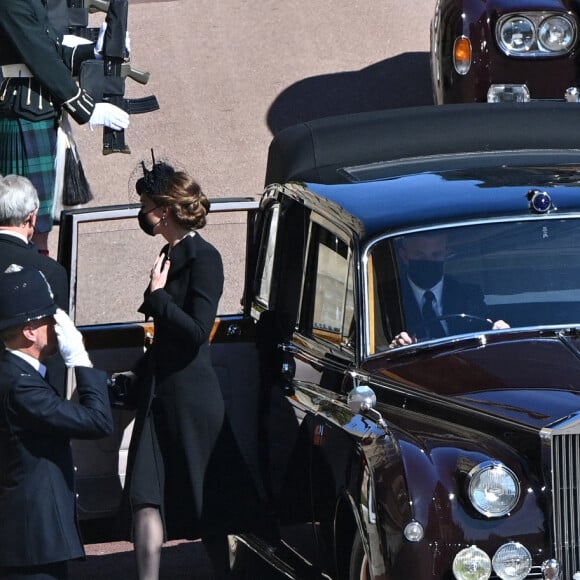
left=363, top=331, right=580, bottom=430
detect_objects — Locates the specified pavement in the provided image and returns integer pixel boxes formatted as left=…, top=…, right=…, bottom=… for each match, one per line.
left=68, top=540, right=213, bottom=579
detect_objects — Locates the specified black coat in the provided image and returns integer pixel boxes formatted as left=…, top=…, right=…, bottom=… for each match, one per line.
left=401, top=275, right=490, bottom=339
left=124, top=233, right=229, bottom=539
left=0, top=352, right=112, bottom=567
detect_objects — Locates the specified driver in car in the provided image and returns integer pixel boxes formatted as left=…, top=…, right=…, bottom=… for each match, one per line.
left=389, top=232, right=509, bottom=348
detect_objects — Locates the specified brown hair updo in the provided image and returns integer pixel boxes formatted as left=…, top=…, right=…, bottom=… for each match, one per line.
left=136, top=158, right=210, bottom=230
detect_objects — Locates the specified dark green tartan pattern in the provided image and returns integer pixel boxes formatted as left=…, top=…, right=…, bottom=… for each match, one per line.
left=0, top=117, right=57, bottom=233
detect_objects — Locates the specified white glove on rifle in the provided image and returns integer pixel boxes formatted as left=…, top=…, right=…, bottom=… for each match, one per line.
left=89, top=103, right=130, bottom=131
left=94, top=22, right=131, bottom=59
left=54, top=309, right=92, bottom=368
left=95, top=22, right=106, bottom=58
left=62, top=35, right=93, bottom=48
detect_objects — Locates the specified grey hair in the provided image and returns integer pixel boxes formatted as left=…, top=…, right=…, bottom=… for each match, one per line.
left=0, top=175, right=39, bottom=226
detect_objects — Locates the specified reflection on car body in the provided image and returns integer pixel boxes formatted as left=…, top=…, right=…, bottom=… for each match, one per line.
left=60, top=103, right=580, bottom=579
left=431, top=0, right=580, bottom=103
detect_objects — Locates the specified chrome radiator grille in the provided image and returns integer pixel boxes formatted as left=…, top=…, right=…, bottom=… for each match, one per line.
left=546, top=423, right=580, bottom=578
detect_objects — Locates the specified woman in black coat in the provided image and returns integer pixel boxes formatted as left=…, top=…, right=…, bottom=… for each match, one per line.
left=123, top=158, right=252, bottom=580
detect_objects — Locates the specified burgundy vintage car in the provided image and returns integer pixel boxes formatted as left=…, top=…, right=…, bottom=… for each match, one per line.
left=60, top=102, right=580, bottom=579
left=431, top=0, right=580, bottom=103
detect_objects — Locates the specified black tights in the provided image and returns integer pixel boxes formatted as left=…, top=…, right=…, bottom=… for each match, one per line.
left=133, top=505, right=163, bottom=580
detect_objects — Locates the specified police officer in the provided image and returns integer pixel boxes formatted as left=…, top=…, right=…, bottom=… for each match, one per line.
left=0, top=0, right=129, bottom=253
left=0, top=266, right=113, bottom=580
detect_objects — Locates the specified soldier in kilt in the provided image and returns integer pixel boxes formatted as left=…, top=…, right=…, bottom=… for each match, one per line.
left=0, top=0, right=129, bottom=254
left=0, top=118, right=58, bottom=239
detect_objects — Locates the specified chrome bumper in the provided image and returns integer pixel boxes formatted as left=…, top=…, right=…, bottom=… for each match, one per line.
left=486, top=84, right=580, bottom=103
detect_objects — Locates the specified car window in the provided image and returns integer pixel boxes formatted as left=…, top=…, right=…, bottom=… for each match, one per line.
left=254, top=203, right=280, bottom=309
left=368, top=218, right=580, bottom=353
left=305, top=223, right=354, bottom=348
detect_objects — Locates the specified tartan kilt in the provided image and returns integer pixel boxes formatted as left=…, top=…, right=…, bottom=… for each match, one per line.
left=0, top=117, right=58, bottom=233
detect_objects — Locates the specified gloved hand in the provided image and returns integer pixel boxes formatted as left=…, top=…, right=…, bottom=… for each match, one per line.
left=94, top=22, right=131, bottom=59
left=89, top=103, right=130, bottom=131
left=62, top=34, right=93, bottom=48
left=54, top=309, right=92, bottom=368
left=125, top=31, right=132, bottom=56
left=94, top=22, right=106, bottom=58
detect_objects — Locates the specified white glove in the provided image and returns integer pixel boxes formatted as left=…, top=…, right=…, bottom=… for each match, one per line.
left=54, top=309, right=92, bottom=368
left=95, top=22, right=106, bottom=57
left=94, top=22, right=131, bottom=59
left=89, top=103, right=130, bottom=131
left=125, top=32, right=131, bottom=56
left=63, top=34, right=93, bottom=48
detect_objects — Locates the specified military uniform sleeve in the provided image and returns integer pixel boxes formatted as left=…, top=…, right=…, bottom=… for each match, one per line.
left=0, top=1, right=96, bottom=123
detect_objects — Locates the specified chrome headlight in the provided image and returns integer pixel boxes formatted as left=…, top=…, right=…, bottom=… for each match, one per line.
left=538, top=16, right=575, bottom=52
left=453, top=545, right=492, bottom=580
left=492, top=542, right=532, bottom=580
left=467, top=461, right=520, bottom=517
left=497, top=12, right=577, bottom=57
left=498, top=15, right=535, bottom=52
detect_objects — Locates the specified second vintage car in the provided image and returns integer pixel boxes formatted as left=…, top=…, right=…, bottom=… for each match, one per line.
left=59, top=102, right=580, bottom=579
left=431, top=0, right=580, bottom=104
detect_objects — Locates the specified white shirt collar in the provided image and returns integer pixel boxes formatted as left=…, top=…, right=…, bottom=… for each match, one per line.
left=408, top=276, right=445, bottom=315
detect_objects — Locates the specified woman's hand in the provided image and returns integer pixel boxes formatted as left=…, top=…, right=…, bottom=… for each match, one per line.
left=149, top=253, right=170, bottom=292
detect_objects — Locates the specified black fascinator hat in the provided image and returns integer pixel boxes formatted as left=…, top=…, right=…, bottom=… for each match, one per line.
left=135, top=149, right=176, bottom=199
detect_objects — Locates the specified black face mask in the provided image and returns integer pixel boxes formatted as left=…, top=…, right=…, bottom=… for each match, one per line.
left=407, top=259, right=444, bottom=289
left=137, top=210, right=161, bottom=237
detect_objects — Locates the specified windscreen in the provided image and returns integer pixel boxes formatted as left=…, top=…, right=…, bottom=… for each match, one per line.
left=368, top=218, right=580, bottom=352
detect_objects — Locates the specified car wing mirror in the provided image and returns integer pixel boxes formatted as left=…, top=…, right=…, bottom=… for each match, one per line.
left=347, top=385, right=387, bottom=430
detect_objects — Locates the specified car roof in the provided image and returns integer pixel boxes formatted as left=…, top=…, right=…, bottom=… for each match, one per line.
left=266, top=102, right=580, bottom=239
left=265, top=102, right=580, bottom=186
left=303, top=168, right=580, bottom=239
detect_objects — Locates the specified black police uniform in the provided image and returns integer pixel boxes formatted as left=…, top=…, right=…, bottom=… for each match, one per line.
left=0, top=268, right=113, bottom=580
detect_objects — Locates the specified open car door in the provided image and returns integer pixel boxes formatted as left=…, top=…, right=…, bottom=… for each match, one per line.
left=57, top=199, right=259, bottom=537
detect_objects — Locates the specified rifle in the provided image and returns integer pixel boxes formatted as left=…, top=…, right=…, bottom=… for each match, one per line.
left=66, top=0, right=110, bottom=38
left=79, top=0, right=159, bottom=154
left=67, top=0, right=109, bottom=14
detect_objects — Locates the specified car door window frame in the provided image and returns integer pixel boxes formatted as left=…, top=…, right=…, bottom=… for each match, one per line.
left=299, top=214, right=355, bottom=356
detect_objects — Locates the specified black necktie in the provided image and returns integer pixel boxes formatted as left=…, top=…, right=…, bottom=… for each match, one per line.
left=422, top=290, right=446, bottom=338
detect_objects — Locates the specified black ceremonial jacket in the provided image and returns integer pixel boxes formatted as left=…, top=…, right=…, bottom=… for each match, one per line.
left=0, top=352, right=113, bottom=566
left=0, top=0, right=96, bottom=123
